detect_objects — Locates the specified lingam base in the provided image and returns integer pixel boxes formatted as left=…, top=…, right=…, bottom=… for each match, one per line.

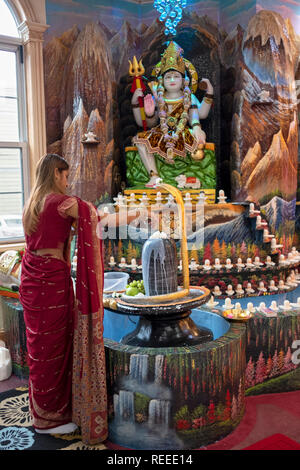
left=116, top=286, right=212, bottom=347
left=121, top=309, right=213, bottom=347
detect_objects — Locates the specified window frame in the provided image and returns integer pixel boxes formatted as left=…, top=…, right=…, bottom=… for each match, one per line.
left=0, top=33, right=29, bottom=244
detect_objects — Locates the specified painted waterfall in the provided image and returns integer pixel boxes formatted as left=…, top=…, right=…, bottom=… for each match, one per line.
left=110, top=353, right=183, bottom=449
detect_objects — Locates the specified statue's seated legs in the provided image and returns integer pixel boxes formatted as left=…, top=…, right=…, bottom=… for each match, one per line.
left=136, top=143, right=159, bottom=187
left=125, top=143, right=217, bottom=192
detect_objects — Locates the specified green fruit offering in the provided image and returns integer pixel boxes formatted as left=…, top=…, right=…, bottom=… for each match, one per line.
left=126, top=286, right=139, bottom=296
left=125, top=279, right=145, bottom=296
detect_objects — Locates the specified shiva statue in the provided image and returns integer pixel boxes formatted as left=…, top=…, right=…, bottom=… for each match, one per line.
left=130, top=41, right=214, bottom=188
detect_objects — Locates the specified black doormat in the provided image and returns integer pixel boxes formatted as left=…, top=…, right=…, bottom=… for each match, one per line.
left=0, top=387, right=108, bottom=451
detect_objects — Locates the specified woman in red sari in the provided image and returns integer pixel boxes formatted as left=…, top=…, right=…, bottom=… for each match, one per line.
left=20, top=154, right=143, bottom=444
left=20, top=154, right=147, bottom=444
left=20, top=154, right=78, bottom=435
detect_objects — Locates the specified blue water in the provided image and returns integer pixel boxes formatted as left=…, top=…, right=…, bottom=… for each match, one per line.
left=103, top=308, right=229, bottom=343
left=103, top=285, right=300, bottom=344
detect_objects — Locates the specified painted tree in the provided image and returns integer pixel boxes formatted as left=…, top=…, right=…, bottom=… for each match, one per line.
left=231, top=242, right=236, bottom=260
left=220, top=240, right=227, bottom=262
left=207, top=400, right=216, bottom=424
left=117, top=239, right=123, bottom=261
left=270, top=350, right=280, bottom=378
left=226, top=243, right=232, bottom=259
left=283, top=347, right=293, bottom=371
left=292, top=232, right=299, bottom=247
left=203, top=242, right=213, bottom=263
left=278, top=349, right=285, bottom=372
left=197, top=246, right=204, bottom=263
left=126, top=240, right=137, bottom=263
left=240, top=240, right=247, bottom=258
left=192, top=403, right=206, bottom=421
left=216, top=403, right=226, bottom=422
left=245, top=357, right=255, bottom=388
left=189, top=244, right=199, bottom=264
left=237, top=379, right=244, bottom=413
left=135, top=244, right=141, bottom=260
left=282, top=234, right=287, bottom=254
left=248, top=243, right=256, bottom=258
left=265, top=356, right=273, bottom=378
left=212, top=238, right=220, bottom=260
left=288, top=234, right=293, bottom=252
left=255, top=351, right=266, bottom=384
left=223, top=389, right=231, bottom=421
left=254, top=245, right=260, bottom=257
left=231, top=395, right=238, bottom=421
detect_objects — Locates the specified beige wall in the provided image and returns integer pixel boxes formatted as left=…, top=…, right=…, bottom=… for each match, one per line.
left=0, top=0, right=48, bottom=251
left=10, top=0, right=48, bottom=189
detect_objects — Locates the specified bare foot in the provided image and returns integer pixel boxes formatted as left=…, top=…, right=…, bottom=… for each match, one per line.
left=35, top=422, right=78, bottom=434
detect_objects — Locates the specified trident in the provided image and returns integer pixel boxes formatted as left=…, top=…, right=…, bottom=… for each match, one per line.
left=129, top=56, right=147, bottom=131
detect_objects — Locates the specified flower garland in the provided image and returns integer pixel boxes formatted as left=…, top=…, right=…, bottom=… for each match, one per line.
left=157, top=75, right=191, bottom=161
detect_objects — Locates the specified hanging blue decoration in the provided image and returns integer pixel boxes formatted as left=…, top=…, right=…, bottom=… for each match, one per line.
left=154, top=0, right=187, bottom=36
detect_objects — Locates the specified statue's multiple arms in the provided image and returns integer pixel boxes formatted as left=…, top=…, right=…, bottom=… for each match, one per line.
left=188, top=78, right=214, bottom=145
left=197, top=78, right=214, bottom=119
left=189, top=95, right=206, bottom=145
left=131, top=88, right=158, bottom=128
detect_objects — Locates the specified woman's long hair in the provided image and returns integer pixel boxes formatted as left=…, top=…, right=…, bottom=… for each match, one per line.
left=23, top=154, right=69, bottom=235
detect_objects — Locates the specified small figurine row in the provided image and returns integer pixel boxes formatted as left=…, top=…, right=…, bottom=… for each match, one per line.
left=105, top=253, right=300, bottom=272
left=206, top=296, right=300, bottom=316
left=85, top=248, right=300, bottom=275
left=109, top=257, right=142, bottom=270
left=211, top=271, right=300, bottom=297
left=112, top=189, right=227, bottom=207
left=181, top=250, right=300, bottom=272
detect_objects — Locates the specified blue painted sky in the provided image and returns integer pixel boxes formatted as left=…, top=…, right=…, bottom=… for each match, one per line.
left=45, top=0, right=300, bottom=39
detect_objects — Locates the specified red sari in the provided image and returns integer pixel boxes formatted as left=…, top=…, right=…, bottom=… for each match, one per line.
left=20, top=193, right=107, bottom=444
left=72, top=197, right=108, bottom=444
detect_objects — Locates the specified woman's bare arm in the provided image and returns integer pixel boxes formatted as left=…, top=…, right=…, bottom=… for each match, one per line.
left=98, top=207, right=151, bottom=227
left=66, top=201, right=157, bottom=228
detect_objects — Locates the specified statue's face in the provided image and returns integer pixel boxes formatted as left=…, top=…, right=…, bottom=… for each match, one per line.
left=163, top=70, right=183, bottom=93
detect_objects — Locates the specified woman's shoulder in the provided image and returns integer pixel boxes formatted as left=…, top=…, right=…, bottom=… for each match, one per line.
left=46, top=193, right=75, bottom=204
left=45, top=193, right=77, bottom=216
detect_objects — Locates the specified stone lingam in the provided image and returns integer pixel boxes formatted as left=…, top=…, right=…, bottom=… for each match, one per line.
left=116, top=182, right=212, bottom=347
left=103, top=185, right=245, bottom=451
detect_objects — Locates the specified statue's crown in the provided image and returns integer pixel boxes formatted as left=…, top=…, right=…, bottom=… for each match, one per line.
left=151, top=41, right=198, bottom=93
left=157, top=41, right=186, bottom=76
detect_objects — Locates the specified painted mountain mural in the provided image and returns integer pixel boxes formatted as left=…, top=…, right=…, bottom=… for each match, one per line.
left=43, top=8, right=299, bottom=206
left=261, top=196, right=296, bottom=233
left=44, top=22, right=117, bottom=202
left=228, top=10, right=299, bottom=204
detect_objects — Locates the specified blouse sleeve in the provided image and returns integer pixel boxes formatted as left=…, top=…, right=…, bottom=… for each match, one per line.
left=57, top=196, right=77, bottom=218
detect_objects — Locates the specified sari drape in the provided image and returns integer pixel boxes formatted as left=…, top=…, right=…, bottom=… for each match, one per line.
left=20, top=252, right=74, bottom=429
left=20, top=196, right=108, bottom=443
left=72, top=197, right=108, bottom=444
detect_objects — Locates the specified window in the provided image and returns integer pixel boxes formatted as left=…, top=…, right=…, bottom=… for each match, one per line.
left=0, top=0, right=27, bottom=241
